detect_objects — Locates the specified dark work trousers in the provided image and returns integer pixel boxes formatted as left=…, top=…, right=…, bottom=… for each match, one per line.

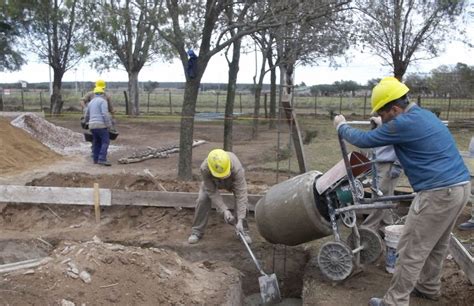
left=91, top=128, right=110, bottom=163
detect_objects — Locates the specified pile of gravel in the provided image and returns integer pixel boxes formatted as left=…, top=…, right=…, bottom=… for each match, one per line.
left=10, top=113, right=90, bottom=155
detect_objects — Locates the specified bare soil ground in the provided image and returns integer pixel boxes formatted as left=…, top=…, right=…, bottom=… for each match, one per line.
left=0, top=116, right=472, bottom=305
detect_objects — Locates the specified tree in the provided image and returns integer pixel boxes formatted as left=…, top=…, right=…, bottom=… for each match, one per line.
left=160, top=0, right=351, bottom=179
left=85, top=0, right=166, bottom=116
left=0, top=1, right=33, bottom=71
left=354, top=0, right=467, bottom=80
left=22, top=0, right=89, bottom=114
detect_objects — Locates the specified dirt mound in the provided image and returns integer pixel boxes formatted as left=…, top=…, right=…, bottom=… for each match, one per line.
left=0, top=238, right=242, bottom=305
left=10, top=113, right=89, bottom=155
left=0, top=118, right=61, bottom=175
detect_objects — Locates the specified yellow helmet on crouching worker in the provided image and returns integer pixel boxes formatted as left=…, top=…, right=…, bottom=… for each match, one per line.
left=207, top=149, right=231, bottom=178
left=95, top=79, right=106, bottom=89
left=371, top=77, right=409, bottom=114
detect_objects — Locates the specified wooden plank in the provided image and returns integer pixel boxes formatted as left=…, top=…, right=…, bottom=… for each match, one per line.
left=449, top=234, right=474, bottom=285
left=112, top=190, right=261, bottom=211
left=281, top=100, right=307, bottom=173
left=0, top=185, right=262, bottom=211
left=0, top=185, right=111, bottom=206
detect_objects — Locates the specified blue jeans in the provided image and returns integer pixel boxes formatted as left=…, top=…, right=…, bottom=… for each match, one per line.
left=91, top=128, right=110, bottom=163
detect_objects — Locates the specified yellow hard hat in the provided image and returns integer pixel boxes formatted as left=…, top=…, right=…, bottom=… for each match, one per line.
left=93, top=86, right=105, bottom=94
left=207, top=149, right=231, bottom=178
left=371, top=77, right=409, bottom=114
left=95, top=79, right=106, bottom=89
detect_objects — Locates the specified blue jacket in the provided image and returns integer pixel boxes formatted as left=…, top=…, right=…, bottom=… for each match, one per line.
left=339, top=104, right=470, bottom=192
left=84, top=94, right=112, bottom=130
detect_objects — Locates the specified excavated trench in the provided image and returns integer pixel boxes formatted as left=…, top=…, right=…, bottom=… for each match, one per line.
left=0, top=172, right=307, bottom=304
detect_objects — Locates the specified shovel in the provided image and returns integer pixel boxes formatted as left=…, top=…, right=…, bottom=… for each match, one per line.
left=237, top=231, right=282, bottom=304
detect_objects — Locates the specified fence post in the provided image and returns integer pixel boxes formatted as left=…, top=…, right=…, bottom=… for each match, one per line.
left=417, top=95, right=421, bottom=107
left=123, top=91, right=129, bottom=115
left=363, top=93, right=367, bottom=119
left=39, top=91, right=43, bottom=111
left=215, top=92, right=220, bottom=112
left=147, top=92, right=150, bottom=113
left=21, top=90, right=25, bottom=111
left=239, top=93, right=242, bottom=113
left=447, top=96, right=452, bottom=121
left=0, top=90, right=3, bottom=111
left=168, top=91, right=172, bottom=115
left=314, top=94, right=317, bottom=118
left=339, top=93, right=343, bottom=114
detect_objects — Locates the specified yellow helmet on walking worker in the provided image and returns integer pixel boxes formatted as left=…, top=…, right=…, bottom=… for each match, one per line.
left=207, top=149, right=231, bottom=178
left=371, top=77, right=410, bottom=114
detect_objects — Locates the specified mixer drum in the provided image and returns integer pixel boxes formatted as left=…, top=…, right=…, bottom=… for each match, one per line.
left=255, top=170, right=332, bottom=246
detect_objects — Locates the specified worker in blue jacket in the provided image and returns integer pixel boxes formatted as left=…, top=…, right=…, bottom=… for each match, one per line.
left=333, top=77, right=470, bottom=306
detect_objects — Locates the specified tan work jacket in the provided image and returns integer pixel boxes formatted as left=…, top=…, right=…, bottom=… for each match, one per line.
left=81, top=91, right=114, bottom=113
left=200, top=152, right=248, bottom=220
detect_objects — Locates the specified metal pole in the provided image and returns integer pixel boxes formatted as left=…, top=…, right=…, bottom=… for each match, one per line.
left=215, top=92, right=219, bottom=112
left=21, top=90, right=25, bottom=111
left=363, top=93, right=367, bottom=119
left=447, top=96, right=452, bottom=120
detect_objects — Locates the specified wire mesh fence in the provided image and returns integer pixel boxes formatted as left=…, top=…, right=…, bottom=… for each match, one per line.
left=1, top=88, right=473, bottom=121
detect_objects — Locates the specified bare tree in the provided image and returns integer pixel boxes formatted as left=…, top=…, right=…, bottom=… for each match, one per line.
left=86, top=0, right=165, bottom=116
left=160, top=0, right=350, bottom=180
left=354, top=0, right=467, bottom=80
left=25, top=0, right=89, bottom=114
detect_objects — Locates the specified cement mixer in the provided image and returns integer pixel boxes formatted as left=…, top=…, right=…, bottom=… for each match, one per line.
left=255, top=133, right=415, bottom=281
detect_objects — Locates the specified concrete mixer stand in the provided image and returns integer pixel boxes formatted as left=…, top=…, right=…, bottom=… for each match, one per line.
left=315, top=134, right=415, bottom=282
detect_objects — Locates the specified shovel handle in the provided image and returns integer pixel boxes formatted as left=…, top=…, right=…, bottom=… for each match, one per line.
left=237, top=231, right=266, bottom=276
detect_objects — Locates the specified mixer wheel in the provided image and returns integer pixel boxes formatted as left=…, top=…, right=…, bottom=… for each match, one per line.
left=317, top=241, right=353, bottom=281
left=347, top=227, right=383, bottom=264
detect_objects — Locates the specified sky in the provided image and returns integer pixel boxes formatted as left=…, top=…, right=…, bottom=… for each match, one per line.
left=0, top=21, right=472, bottom=87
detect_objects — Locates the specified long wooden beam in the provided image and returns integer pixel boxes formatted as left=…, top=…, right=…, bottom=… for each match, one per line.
left=0, top=185, right=112, bottom=206
left=0, top=185, right=262, bottom=211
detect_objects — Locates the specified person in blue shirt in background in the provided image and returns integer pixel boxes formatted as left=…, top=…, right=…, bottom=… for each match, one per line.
left=84, top=86, right=113, bottom=166
left=334, top=77, right=470, bottom=306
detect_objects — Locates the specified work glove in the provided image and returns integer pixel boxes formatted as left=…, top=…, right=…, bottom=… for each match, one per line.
left=369, top=116, right=382, bottom=129
left=333, top=114, right=347, bottom=131
left=390, top=162, right=403, bottom=179
left=235, top=219, right=244, bottom=233
left=223, top=209, right=235, bottom=224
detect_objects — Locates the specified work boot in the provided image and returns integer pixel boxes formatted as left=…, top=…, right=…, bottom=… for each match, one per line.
left=411, top=287, right=441, bottom=301
left=98, top=160, right=112, bottom=166
left=368, top=297, right=385, bottom=306
left=458, top=221, right=474, bottom=231
left=188, top=234, right=201, bottom=244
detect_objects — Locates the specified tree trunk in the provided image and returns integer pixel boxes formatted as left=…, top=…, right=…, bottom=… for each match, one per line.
left=269, top=62, right=277, bottom=129
left=251, top=47, right=268, bottom=139
left=128, top=71, right=140, bottom=116
left=223, top=38, right=242, bottom=152
left=178, top=77, right=202, bottom=180
left=50, top=68, right=64, bottom=115
left=252, top=85, right=262, bottom=138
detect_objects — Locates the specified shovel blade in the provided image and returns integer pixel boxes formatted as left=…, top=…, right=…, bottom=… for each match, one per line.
left=258, top=273, right=281, bottom=304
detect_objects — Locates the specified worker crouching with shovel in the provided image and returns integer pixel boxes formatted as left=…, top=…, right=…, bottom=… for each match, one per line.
left=188, top=149, right=252, bottom=245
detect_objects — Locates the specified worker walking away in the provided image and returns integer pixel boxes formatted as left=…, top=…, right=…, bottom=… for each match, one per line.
left=362, top=116, right=402, bottom=235
left=188, top=149, right=252, bottom=244
left=84, top=86, right=113, bottom=166
left=333, top=77, right=470, bottom=306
